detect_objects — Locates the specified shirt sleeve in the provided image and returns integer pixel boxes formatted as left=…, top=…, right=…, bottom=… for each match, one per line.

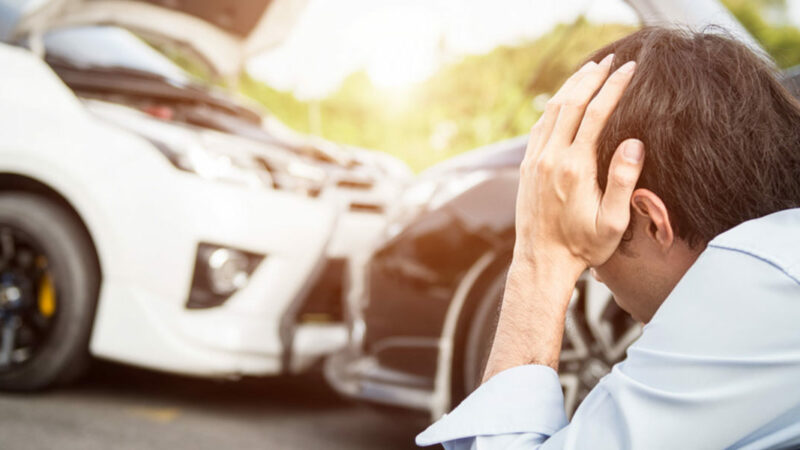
left=415, top=363, right=630, bottom=450
left=415, top=365, right=567, bottom=448
left=415, top=246, right=800, bottom=450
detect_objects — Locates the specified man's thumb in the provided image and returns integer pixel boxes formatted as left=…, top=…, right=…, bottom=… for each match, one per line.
left=599, top=139, right=645, bottom=234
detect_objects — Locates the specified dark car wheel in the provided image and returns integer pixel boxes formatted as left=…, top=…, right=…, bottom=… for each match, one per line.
left=462, top=269, right=641, bottom=417
left=0, top=193, right=99, bottom=391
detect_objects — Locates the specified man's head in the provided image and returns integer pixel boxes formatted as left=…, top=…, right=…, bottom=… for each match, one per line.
left=586, top=27, right=800, bottom=322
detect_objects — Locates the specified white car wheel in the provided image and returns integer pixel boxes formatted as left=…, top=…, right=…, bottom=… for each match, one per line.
left=0, top=193, right=99, bottom=390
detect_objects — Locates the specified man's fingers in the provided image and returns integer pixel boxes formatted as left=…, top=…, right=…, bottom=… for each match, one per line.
left=598, top=139, right=645, bottom=237
left=548, top=54, right=615, bottom=148
left=574, top=61, right=637, bottom=147
left=524, top=60, right=597, bottom=163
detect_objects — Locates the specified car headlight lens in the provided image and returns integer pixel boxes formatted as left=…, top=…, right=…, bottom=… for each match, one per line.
left=384, top=171, right=492, bottom=240
left=275, top=161, right=328, bottom=197
left=182, top=143, right=273, bottom=188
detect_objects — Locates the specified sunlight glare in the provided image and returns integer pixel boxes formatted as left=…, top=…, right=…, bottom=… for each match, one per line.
left=362, top=7, right=440, bottom=90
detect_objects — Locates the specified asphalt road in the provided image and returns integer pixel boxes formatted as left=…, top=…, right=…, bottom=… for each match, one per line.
left=0, top=361, right=428, bottom=450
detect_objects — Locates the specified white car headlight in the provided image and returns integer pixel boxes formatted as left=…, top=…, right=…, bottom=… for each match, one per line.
left=181, top=142, right=273, bottom=188
left=150, top=138, right=326, bottom=196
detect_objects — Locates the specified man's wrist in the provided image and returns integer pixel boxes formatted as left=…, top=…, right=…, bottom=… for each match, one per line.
left=482, top=248, right=584, bottom=381
left=510, top=243, right=586, bottom=285
left=504, top=253, right=582, bottom=323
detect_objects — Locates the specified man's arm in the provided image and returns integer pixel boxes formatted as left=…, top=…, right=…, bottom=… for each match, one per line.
left=483, top=55, right=642, bottom=381
left=417, top=56, right=645, bottom=448
left=417, top=244, right=800, bottom=449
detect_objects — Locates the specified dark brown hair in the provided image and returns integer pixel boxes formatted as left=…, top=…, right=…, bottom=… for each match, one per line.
left=587, top=27, right=800, bottom=247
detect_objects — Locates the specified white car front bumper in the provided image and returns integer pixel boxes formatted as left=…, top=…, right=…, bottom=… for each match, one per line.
left=87, top=170, right=343, bottom=377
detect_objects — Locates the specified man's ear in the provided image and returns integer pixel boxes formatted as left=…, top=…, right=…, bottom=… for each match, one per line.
left=630, top=188, right=673, bottom=251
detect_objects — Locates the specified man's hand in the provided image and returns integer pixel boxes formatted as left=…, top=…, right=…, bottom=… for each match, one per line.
left=482, top=55, right=644, bottom=381
left=514, top=55, right=644, bottom=276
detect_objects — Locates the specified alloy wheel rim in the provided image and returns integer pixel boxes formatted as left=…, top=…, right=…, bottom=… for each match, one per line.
left=0, top=225, right=57, bottom=372
left=559, top=277, right=642, bottom=417
left=467, top=274, right=642, bottom=418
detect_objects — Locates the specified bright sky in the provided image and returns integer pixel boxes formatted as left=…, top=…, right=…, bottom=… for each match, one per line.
left=246, top=0, right=638, bottom=99
left=787, top=0, right=800, bottom=25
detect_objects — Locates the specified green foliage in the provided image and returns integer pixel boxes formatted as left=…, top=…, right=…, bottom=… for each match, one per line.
left=158, top=3, right=800, bottom=172
left=242, top=19, right=635, bottom=171
left=240, top=74, right=313, bottom=133
left=723, top=0, right=800, bottom=68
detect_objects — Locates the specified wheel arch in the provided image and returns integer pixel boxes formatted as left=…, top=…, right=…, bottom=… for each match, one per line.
left=450, top=250, right=512, bottom=401
left=0, top=173, right=103, bottom=283
left=429, top=245, right=513, bottom=420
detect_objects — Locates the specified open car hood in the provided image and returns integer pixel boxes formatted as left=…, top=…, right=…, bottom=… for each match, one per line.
left=0, top=0, right=307, bottom=78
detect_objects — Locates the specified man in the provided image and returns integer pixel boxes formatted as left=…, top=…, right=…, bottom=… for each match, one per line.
left=417, top=27, right=800, bottom=449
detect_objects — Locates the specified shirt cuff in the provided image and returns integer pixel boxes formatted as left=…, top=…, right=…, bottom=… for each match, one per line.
left=416, top=364, right=568, bottom=446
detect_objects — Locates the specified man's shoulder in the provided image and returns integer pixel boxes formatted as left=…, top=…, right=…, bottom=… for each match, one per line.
left=635, top=208, right=800, bottom=357
left=707, top=208, right=800, bottom=284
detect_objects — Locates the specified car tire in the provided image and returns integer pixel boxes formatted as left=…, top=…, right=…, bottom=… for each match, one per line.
left=0, top=192, right=99, bottom=391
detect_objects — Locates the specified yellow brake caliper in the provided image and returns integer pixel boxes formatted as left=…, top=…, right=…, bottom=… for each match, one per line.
left=36, top=257, right=56, bottom=318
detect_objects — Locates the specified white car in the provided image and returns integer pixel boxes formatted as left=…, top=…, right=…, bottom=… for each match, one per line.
left=0, top=0, right=408, bottom=390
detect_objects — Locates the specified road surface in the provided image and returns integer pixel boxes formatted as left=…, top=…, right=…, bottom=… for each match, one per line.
left=0, top=361, right=428, bottom=450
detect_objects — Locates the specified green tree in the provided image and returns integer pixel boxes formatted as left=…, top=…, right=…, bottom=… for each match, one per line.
left=242, top=19, right=635, bottom=171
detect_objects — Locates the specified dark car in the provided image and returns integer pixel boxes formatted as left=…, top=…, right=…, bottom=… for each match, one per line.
left=325, top=62, right=800, bottom=421
left=324, top=135, right=642, bottom=420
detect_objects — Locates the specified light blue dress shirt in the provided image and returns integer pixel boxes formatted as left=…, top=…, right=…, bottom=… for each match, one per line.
left=417, top=208, right=800, bottom=449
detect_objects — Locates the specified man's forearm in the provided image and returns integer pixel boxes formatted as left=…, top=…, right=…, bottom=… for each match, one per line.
left=480, top=56, right=641, bottom=384
left=482, top=253, right=583, bottom=382
left=418, top=57, right=646, bottom=449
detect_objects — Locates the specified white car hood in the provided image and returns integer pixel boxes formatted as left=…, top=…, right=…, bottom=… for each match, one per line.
left=0, top=0, right=307, bottom=78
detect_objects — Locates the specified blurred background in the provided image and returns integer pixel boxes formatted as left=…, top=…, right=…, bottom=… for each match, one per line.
left=243, top=0, right=800, bottom=172
left=0, top=0, right=798, bottom=449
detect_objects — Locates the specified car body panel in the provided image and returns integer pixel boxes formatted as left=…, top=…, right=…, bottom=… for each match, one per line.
left=328, top=134, right=525, bottom=419
left=39, top=23, right=411, bottom=266
left=0, top=43, right=343, bottom=377
left=1, top=0, right=308, bottom=78
left=0, top=0, right=401, bottom=382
